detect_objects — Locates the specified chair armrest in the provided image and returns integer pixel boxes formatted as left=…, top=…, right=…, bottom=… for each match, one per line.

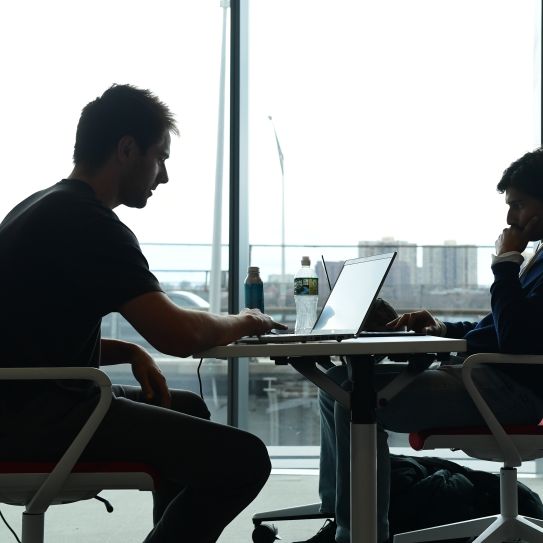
left=462, top=353, right=543, bottom=467
left=0, top=367, right=112, bottom=513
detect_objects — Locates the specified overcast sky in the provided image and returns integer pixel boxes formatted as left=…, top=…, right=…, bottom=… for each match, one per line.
left=0, top=0, right=540, bottom=260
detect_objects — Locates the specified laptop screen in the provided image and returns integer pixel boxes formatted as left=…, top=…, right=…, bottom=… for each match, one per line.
left=311, top=253, right=396, bottom=335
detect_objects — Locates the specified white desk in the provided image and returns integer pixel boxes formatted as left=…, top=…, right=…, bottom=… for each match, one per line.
left=197, top=336, right=467, bottom=543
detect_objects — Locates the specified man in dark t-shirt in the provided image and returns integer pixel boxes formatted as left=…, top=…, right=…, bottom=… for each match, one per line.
left=0, top=84, right=286, bottom=543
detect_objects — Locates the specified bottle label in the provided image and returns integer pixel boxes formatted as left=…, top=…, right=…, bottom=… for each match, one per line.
left=294, top=277, right=318, bottom=296
left=245, top=283, right=264, bottom=312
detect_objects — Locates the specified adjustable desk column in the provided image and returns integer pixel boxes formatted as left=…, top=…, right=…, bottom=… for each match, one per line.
left=349, top=355, right=378, bottom=543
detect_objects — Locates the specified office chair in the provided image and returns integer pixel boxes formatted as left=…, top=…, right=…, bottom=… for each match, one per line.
left=394, top=353, right=543, bottom=543
left=0, top=367, right=157, bottom=543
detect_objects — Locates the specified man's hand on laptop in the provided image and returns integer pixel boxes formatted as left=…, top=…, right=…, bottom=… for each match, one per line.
left=363, top=298, right=398, bottom=331
left=386, top=309, right=446, bottom=336
left=240, top=308, right=288, bottom=336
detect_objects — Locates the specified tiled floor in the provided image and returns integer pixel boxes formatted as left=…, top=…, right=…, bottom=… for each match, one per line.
left=1, top=472, right=542, bottom=542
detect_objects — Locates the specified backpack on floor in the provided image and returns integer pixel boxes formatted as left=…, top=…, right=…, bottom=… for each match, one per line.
left=388, top=454, right=543, bottom=538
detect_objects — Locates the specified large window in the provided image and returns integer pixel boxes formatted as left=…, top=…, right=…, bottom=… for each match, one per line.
left=1, top=0, right=541, bottom=458
left=246, top=0, right=541, bottom=448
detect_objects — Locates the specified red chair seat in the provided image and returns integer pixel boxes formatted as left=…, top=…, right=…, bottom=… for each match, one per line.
left=0, top=461, right=160, bottom=507
left=410, top=423, right=543, bottom=451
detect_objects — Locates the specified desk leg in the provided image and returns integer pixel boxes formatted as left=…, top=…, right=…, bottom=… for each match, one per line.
left=349, top=356, right=377, bottom=543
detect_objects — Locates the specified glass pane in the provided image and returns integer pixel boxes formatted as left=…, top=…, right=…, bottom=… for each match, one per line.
left=0, top=1, right=231, bottom=422
left=247, top=0, right=541, bottom=448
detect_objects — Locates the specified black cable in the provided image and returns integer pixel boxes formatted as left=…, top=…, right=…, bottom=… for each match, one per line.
left=0, top=509, right=21, bottom=543
left=94, top=495, right=114, bottom=512
left=197, top=358, right=204, bottom=399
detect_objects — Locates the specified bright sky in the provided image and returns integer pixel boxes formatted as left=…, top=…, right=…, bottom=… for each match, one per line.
left=246, top=0, right=541, bottom=247
left=0, top=0, right=540, bottom=256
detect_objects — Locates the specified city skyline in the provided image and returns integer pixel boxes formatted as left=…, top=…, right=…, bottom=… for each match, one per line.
left=142, top=236, right=533, bottom=292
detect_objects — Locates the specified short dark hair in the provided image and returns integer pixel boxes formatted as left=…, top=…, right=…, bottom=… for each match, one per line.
left=497, top=147, right=543, bottom=201
left=73, top=84, right=179, bottom=171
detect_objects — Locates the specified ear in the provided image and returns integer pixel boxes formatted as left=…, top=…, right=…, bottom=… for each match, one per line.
left=117, top=135, right=139, bottom=164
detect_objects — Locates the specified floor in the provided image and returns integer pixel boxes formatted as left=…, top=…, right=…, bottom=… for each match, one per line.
left=1, top=472, right=542, bottom=543
left=0, top=471, right=326, bottom=543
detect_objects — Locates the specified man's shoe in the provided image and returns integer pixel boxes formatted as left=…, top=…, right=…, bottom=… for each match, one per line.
left=293, top=519, right=337, bottom=543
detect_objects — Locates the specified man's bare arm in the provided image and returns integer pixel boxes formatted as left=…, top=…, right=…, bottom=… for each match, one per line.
left=100, top=337, right=146, bottom=365
left=120, top=291, right=285, bottom=358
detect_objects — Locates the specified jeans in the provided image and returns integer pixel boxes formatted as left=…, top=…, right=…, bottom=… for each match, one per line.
left=318, top=363, right=543, bottom=543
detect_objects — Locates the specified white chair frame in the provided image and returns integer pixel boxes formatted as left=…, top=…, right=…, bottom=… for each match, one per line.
left=394, top=353, right=543, bottom=543
left=0, top=367, right=155, bottom=543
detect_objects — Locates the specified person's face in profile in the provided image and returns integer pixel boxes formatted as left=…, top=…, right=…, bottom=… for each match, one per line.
left=119, top=131, right=171, bottom=209
left=505, top=188, right=543, bottom=241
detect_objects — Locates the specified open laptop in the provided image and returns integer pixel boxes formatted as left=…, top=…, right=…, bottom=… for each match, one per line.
left=238, top=252, right=418, bottom=344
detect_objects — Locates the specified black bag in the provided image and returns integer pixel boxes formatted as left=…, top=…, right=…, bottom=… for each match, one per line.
left=388, top=455, right=543, bottom=539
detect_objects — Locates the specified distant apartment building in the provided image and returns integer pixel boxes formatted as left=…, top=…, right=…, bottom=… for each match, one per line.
left=357, top=237, right=417, bottom=286
left=422, top=241, right=478, bottom=288
left=357, top=238, right=478, bottom=291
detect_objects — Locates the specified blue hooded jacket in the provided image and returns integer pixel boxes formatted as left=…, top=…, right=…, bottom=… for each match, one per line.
left=444, top=250, right=543, bottom=395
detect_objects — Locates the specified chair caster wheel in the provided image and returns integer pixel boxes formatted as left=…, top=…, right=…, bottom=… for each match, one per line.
left=252, top=523, right=281, bottom=542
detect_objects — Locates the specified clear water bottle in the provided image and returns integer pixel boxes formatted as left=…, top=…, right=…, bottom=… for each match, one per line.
left=294, top=256, right=319, bottom=334
left=244, top=266, right=264, bottom=312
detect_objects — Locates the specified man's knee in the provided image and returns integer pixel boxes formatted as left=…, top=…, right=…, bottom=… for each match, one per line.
left=235, top=432, right=271, bottom=487
left=250, top=433, right=271, bottom=479
left=326, top=364, right=347, bottom=382
left=256, top=436, right=272, bottom=482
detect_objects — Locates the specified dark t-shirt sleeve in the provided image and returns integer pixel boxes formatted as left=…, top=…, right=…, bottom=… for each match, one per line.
left=71, top=210, right=163, bottom=316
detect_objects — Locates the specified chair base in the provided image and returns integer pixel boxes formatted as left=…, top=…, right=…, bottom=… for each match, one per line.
left=394, top=514, right=543, bottom=543
left=22, top=512, right=44, bottom=543
left=252, top=502, right=330, bottom=525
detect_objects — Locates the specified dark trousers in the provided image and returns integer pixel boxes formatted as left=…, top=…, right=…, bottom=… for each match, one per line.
left=3, top=385, right=271, bottom=543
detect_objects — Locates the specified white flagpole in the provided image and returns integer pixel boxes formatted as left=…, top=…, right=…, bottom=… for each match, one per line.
left=209, top=0, right=229, bottom=314
left=269, top=116, right=286, bottom=299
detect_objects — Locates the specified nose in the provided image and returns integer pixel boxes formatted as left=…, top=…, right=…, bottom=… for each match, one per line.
left=158, top=165, right=169, bottom=185
left=506, top=209, right=514, bottom=226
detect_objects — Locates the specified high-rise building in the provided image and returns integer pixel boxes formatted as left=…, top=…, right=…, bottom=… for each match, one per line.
left=422, top=241, right=478, bottom=289
left=358, top=237, right=417, bottom=286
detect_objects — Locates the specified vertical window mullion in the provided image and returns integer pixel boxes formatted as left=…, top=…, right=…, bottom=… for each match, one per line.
left=228, top=0, right=250, bottom=429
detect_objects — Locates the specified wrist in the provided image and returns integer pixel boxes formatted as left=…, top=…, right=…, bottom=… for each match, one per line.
left=127, top=342, right=148, bottom=364
left=101, top=338, right=146, bottom=365
left=237, top=310, right=266, bottom=337
left=491, top=251, right=524, bottom=266
left=239, top=311, right=257, bottom=332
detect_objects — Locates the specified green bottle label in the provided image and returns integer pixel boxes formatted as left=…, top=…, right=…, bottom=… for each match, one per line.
left=294, top=277, right=318, bottom=296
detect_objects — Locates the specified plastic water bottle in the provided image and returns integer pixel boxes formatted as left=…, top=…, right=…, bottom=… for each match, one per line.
left=294, top=256, right=319, bottom=334
left=244, top=266, right=264, bottom=312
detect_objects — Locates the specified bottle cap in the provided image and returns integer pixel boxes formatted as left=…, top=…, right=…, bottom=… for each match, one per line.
left=301, top=256, right=310, bottom=266
left=248, top=266, right=260, bottom=273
